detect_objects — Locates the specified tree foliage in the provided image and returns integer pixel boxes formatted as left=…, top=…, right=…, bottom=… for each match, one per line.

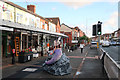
left=78, top=35, right=90, bottom=43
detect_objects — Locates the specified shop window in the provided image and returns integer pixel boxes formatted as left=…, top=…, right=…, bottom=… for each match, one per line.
left=33, top=36, right=38, bottom=48
left=28, top=36, right=31, bottom=48
left=22, top=35, right=27, bottom=49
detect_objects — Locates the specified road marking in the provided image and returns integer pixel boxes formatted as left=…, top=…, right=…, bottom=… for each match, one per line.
left=75, top=71, right=82, bottom=75
left=73, top=52, right=88, bottom=78
left=67, top=56, right=98, bottom=59
left=83, top=58, right=85, bottom=61
left=22, top=68, right=38, bottom=72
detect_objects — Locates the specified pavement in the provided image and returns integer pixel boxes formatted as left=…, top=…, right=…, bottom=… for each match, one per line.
left=1, top=45, right=108, bottom=79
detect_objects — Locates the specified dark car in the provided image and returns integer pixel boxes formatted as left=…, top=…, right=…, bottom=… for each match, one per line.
left=116, top=41, right=120, bottom=45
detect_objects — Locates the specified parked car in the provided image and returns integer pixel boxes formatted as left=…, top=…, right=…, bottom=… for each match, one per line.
left=90, top=42, right=97, bottom=49
left=100, top=40, right=104, bottom=45
left=116, top=39, right=120, bottom=45
left=102, top=41, right=110, bottom=47
left=116, top=41, right=120, bottom=45
left=110, top=41, right=117, bottom=46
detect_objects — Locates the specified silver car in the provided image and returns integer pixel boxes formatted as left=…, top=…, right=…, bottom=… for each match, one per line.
left=102, top=41, right=110, bottom=47
left=90, top=42, right=97, bottom=49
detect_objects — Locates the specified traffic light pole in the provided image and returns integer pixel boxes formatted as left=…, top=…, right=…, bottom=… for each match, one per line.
left=98, top=35, right=100, bottom=49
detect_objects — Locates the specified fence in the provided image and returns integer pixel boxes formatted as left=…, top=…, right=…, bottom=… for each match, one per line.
left=100, top=48, right=120, bottom=80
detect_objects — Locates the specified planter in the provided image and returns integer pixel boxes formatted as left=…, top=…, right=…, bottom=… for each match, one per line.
left=18, top=51, right=33, bottom=63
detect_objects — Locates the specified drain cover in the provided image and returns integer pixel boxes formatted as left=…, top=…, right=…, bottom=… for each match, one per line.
left=22, top=68, right=38, bottom=72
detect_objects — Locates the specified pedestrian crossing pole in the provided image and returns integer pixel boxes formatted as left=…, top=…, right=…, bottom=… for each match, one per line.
left=97, top=21, right=102, bottom=49
left=98, top=35, right=100, bottom=49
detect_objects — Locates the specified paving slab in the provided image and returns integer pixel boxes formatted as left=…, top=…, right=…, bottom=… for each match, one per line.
left=2, top=46, right=108, bottom=79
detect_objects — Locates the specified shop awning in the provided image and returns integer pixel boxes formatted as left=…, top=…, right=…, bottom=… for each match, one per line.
left=1, top=19, right=68, bottom=37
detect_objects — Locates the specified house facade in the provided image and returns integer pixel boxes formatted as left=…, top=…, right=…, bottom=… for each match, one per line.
left=0, top=0, right=67, bottom=58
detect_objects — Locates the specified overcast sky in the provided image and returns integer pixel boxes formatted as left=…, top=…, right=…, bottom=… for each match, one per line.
left=9, top=0, right=119, bottom=37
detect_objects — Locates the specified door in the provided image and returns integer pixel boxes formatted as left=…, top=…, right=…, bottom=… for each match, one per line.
left=15, top=37, right=20, bottom=56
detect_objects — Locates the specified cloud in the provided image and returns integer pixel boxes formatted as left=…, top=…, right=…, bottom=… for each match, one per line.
left=8, top=0, right=119, bottom=10
left=8, top=0, right=119, bottom=2
left=103, top=11, right=118, bottom=33
left=52, top=7, right=56, bottom=11
left=62, top=2, right=94, bottom=10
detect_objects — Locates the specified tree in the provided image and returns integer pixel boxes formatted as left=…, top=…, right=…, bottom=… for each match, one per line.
left=78, top=35, right=89, bottom=44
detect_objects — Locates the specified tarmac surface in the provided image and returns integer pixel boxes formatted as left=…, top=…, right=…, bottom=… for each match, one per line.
left=1, top=45, right=108, bottom=79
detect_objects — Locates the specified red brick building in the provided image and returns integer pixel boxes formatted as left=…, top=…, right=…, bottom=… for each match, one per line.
left=102, top=33, right=112, bottom=41
left=60, top=23, right=86, bottom=46
left=46, top=17, right=61, bottom=33
left=60, top=23, right=73, bottom=46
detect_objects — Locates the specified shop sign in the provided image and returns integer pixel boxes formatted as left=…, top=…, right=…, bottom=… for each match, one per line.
left=71, top=40, right=78, bottom=43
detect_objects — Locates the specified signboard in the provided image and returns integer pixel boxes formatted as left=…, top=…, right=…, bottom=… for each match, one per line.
left=71, top=40, right=78, bottom=43
left=1, top=2, right=14, bottom=22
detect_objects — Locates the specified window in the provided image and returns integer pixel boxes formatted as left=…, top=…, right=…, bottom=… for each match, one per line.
left=16, top=13, right=23, bottom=23
left=41, top=21, right=43, bottom=29
left=45, top=23, right=47, bottom=30
left=6, top=10, right=10, bottom=21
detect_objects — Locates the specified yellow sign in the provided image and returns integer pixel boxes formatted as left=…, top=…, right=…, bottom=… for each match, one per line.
left=97, top=42, right=99, bottom=48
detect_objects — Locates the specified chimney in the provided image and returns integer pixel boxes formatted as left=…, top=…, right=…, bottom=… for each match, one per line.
left=27, top=5, right=36, bottom=13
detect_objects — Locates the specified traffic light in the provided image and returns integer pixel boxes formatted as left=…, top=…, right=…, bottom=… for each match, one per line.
left=92, top=24, right=96, bottom=36
left=97, top=24, right=101, bottom=35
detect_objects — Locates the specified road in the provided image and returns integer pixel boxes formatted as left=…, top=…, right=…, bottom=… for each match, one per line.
left=101, top=45, right=120, bottom=63
left=2, top=46, right=108, bottom=79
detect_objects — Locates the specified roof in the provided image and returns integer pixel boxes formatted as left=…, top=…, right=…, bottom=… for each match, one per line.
left=103, top=33, right=111, bottom=35
left=61, top=23, right=73, bottom=29
left=46, top=17, right=60, bottom=25
left=60, top=24, right=73, bottom=32
left=74, top=26, right=80, bottom=31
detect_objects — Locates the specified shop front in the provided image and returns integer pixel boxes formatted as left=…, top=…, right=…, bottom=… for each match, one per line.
left=1, top=29, right=21, bottom=58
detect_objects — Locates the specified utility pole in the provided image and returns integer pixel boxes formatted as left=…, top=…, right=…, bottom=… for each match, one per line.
left=86, top=18, right=87, bottom=36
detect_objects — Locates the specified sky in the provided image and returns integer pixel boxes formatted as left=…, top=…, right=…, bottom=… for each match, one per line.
left=8, top=0, right=119, bottom=38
